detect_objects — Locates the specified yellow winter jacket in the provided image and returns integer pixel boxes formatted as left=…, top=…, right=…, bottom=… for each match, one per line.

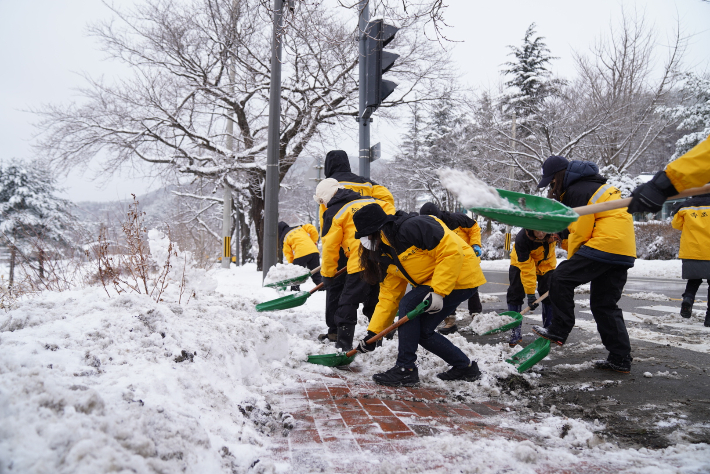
left=321, top=190, right=395, bottom=277
left=319, top=183, right=394, bottom=235
left=563, top=181, right=636, bottom=264
left=510, top=230, right=557, bottom=294
left=666, top=135, right=710, bottom=192
left=671, top=202, right=710, bottom=260
left=282, top=224, right=319, bottom=263
left=367, top=215, right=487, bottom=333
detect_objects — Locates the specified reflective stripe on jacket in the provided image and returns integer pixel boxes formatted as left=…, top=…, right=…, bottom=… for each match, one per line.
left=510, top=230, right=557, bottom=294
left=666, top=135, right=710, bottom=192
left=672, top=205, right=710, bottom=260
left=282, top=224, right=319, bottom=263
left=321, top=191, right=395, bottom=277
left=367, top=215, right=487, bottom=333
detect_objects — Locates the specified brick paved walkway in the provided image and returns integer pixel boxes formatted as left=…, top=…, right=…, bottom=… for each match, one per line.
left=265, top=368, right=527, bottom=471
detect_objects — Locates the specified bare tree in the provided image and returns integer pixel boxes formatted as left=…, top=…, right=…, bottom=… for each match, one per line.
left=36, top=0, right=454, bottom=269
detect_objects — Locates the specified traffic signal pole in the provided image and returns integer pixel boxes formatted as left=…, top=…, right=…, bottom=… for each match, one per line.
left=358, top=0, right=370, bottom=179
left=262, top=0, right=284, bottom=281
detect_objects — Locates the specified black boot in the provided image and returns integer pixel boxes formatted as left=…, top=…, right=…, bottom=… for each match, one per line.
left=680, top=296, right=693, bottom=319
left=317, top=332, right=337, bottom=343
left=532, top=325, right=566, bottom=346
left=373, top=366, right=419, bottom=386
left=335, top=324, right=355, bottom=351
left=437, top=362, right=482, bottom=381
left=593, top=354, right=632, bottom=374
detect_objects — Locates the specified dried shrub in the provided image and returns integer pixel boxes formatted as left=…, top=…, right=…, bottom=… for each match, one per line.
left=634, top=221, right=680, bottom=260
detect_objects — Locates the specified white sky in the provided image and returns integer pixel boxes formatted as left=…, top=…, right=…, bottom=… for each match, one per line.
left=0, top=0, right=708, bottom=202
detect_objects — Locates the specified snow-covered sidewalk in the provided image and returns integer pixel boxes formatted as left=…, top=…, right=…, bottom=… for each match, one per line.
left=1, top=263, right=708, bottom=473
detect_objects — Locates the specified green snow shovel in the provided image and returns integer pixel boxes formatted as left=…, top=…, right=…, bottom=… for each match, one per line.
left=263, top=265, right=322, bottom=289
left=256, top=267, right=346, bottom=312
left=482, top=292, right=549, bottom=335
left=470, top=184, right=710, bottom=234
left=306, top=300, right=430, bottom=367
left=506, top=338, right=551, bottom=373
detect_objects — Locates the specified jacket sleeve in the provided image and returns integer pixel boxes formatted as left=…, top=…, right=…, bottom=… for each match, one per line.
left=283, top=235, right=295, bottom=264
left=671, top=211, right=685, bottom=231
left=468, top=222, right=482, bottom=247
left=513, top=248, right=538, bottom=295
left=429, top=231, right=464, bottom=296
left=367, top=269, right=408, bottom=333
left=320, top=219, right=343, bottom=278
left=567, top=214, right=595, bottom=259
left=303, top=223, right=319, bottom=244
left=372, top=184, right=395, bottom=208
left=666, top=135, right=710, bottom=192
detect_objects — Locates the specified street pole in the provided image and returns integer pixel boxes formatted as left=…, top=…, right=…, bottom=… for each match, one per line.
left=358, top=0, right=370, bottom=179
left=262, top=0, right=284, bottom=281
left=221, top=113, right=234, bottom=269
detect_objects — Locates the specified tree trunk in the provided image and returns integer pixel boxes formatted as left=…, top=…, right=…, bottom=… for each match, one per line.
left=251, top=193, right=265, bottom=271
left=39, top=248, right=45, bottom=280
left=9, top=246, right=16, bottom=288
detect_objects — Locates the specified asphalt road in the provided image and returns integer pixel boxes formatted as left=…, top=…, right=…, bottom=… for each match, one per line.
left=462, top=269, right=710, bottom=448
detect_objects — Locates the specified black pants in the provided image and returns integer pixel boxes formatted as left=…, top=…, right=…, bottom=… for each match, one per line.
left=468, top=287, right=482, bottom=314
left=330, top=272, right=379, bottom=328
left=682, top=279, right=709, bottom=301
left=507, top=266, right=552, bottom=306
left=324, top=252, right=348, bottom=333
left=549, top=254, right=631, bottom=358
left=291, top=252, right=322, bottom=290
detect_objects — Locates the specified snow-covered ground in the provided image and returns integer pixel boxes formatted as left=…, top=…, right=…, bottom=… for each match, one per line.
left=481, top=258, right=683, bottom=279
left=1, top=258, right=709, bottom=472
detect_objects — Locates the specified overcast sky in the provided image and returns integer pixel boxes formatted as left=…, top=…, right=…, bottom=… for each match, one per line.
left=0, top=0, right=708, bottom=202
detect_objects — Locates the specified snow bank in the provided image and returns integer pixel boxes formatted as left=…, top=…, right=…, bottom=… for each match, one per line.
left=466, top=312, right=516, bottom=335
left=626, top=292, right=672, bottom=302
left=438, top=168, right=514, bottom=209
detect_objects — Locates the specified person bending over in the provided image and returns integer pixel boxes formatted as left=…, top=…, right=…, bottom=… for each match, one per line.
left=419, top=202, right=483, bottom=334
left=278, top=221, right=322, bottom=291
left=533, top=155, right=636, bottom=374
left=353, top=203, right=487, bottom=386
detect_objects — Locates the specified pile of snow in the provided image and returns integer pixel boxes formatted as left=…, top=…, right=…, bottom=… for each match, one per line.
left=479, top=293, right=501, bottom=304
left=574, top=284, right=591, bottom=295
left=628, top=260, right=682, bottom=279
left=438, top=168, right=514, bottom=209
left=467, top=312, right=516, bottom=335
left=263, top=263, right=309, bottom=284
left=625, top=292, right=671, bottom=302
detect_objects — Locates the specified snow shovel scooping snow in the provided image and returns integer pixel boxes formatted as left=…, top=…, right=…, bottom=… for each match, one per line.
left=256, top=267, right=346, bottom=312
left=263, top=265, right=322, bottom=289
left=470, top=183, right=710, bottom=234
left=482, top=292, right=549, bottom=335
left=506, top=338, right=551, bottom=373
left=306, top=300, right=430, bottom=367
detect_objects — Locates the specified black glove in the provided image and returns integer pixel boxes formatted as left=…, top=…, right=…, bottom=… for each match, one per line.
left=321, top=276, right=333, bottom=289
left=527, top=294, right=539, bottom=311
left=627, top=171, right=677, bottom=214
left=356, top=331, right=382, bottom=353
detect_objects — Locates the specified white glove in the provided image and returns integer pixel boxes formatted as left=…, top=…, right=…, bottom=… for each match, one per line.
left=424, top=292, right=444, bottom=313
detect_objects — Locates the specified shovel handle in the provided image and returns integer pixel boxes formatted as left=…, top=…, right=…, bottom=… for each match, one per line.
left=572, top=183, right=710, bottom=217
left=309, top=266, right=346, bottom=295
left=345, top=300, right=430, bottom=358
left=311, top=265, right=322, bottom=275
left=519, top=291, right=549, bottom=316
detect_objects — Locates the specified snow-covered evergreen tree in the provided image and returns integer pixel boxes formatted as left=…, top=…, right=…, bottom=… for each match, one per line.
left=661, top=73, right=710, bottom=159
left=0, top=160, right=74, bottom=283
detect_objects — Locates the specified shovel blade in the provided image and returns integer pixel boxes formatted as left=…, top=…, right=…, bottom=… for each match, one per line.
left=255, top=291, right=310, bottom=312
left=307, top=352, right=357, bottom=367
left=482, top=311, right=524, bottom=335
left=263, top=272, right=310, bottom=288
left=506, top=337, right=551, bottom=373
left=470, top=189, right=578, bottom=233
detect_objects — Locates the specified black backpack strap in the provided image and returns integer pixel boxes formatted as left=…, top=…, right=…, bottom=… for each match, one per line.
left=381, top=244, right=420, bottom=287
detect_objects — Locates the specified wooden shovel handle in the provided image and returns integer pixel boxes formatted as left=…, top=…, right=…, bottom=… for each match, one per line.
left=308, top=266, right=346, bottom=295
left=572, top=183, right=710, bottom=217
left=519, top=291, right=549, bottom=316
left=310, top=265, right=322, bottom=275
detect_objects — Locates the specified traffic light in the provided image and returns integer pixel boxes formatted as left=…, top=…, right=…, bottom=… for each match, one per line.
left=364, top=19, right=399, bottom=112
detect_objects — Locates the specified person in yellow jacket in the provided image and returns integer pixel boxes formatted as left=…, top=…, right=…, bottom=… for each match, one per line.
left=507, top=228, right=561, bottom=347
left=533, top=156, right=636, bottom=374
left=278, top=221, right=322, bottom=291
left=419, top=202, right=483, bottom=334
left=352, top=203, right=487, bottom=386
left=670, top=194, right=710, bottom=327
left=314, top=178, right=395, bottom=350
left=627, top=134, right=710, bottom=214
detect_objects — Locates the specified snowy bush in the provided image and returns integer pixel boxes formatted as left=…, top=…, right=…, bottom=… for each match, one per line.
left=634, top=221, right=680, bottom=260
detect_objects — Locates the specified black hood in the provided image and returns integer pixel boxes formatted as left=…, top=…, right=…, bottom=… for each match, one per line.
left=278, top=221, right=294, bottom=243
left=419, top=202, right=440, bottom=218
left=324, top=150, right=351, bottom=178
left=563, top=160, right=606, bottom=189
left=671, top=193, right=710, bottom=216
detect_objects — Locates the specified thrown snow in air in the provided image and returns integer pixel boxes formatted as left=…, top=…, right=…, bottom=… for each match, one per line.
left=263, top=263, right=309, bottom=284
left=467, top=311, right=515, bottom=334
left=438, top=168, right=514, bottom=209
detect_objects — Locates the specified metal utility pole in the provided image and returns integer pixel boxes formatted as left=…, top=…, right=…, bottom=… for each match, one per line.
left=505, top=111, right=517, bottom=256
left=262, top=0, right=285, bottom=281
left=358, top=0, right=370, bottom=179
left=222, top=63, right=236, bottom=269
